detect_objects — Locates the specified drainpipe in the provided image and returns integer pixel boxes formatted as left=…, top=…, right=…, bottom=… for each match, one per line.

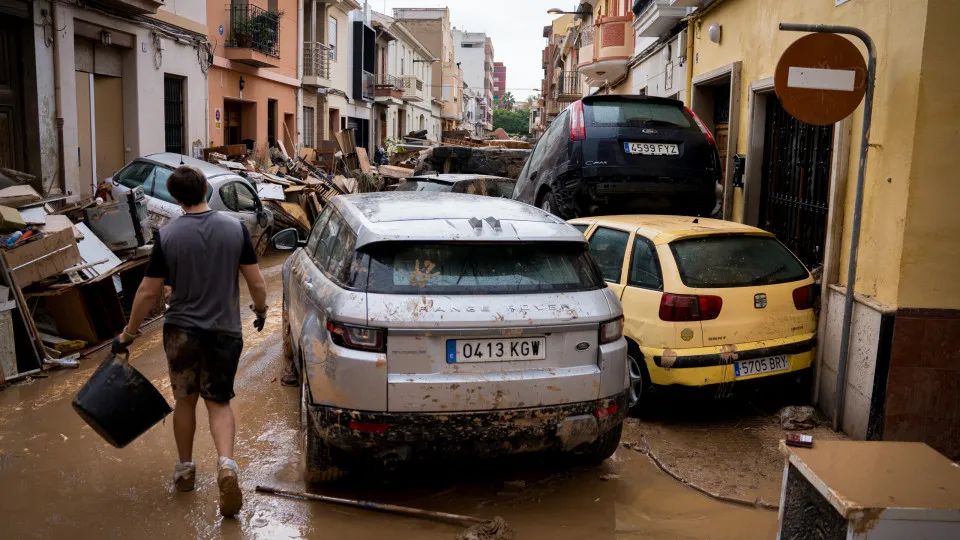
left=684, top=22, right=694, bottom=106
left=51, top=2, right=65, bottom=194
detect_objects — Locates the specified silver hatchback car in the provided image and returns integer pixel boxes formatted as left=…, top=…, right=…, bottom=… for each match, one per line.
left=273, top=192, right=628, bottom=481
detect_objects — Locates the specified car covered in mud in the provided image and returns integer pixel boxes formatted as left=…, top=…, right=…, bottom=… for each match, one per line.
left=111, top=153, right=274, bottom=254
left=569, top=216, right=817, bottom=408
left=273, top=192, right=629, bottom=481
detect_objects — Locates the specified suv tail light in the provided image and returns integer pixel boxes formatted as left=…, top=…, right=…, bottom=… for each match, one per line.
left=658, top=293, right=723, bottom=321
left=599, top=316, right=624, bottom=344
left=570, top=100, right=586, bottom=141
left=327, top=320, right=386, bottom=352
left=685, top=106, right=717, bottom=146
left=793, top=285, right=816, bottom=310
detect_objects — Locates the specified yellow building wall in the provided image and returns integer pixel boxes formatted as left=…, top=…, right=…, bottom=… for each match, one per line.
left=897, top=0, right=960, bottom=309
left=691, top=0, right=930, bottom=309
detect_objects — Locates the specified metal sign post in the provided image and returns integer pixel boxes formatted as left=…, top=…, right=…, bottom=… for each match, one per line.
left=777, top=23, right=876, bottom=431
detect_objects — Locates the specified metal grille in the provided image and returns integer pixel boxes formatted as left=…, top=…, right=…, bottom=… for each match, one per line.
left=554, top=72, right=581, bottom=100
left=759, top=94, right=834, bottom=269
left=163, top=75, right=184, bottom=154
left=302, top=106, right=314, bottom=148
left=225, top=4, right=281, bottom=58
left=303, top=42, right=331, bottom=79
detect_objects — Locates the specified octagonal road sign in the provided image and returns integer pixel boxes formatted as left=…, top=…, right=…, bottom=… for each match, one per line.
left=774, top=32, right=867, bottom=126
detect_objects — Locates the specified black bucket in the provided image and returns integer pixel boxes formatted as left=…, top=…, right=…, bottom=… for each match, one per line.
left=72, top=353, right=172, bottom=448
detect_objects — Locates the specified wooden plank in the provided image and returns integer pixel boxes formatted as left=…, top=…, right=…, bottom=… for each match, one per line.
left=356, top=147, right=373, bottom=174
left=377, top=165, right=415, bottom=179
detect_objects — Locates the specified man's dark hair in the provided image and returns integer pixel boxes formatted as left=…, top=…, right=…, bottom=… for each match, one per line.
left=168, top=165, right=208, bottom=206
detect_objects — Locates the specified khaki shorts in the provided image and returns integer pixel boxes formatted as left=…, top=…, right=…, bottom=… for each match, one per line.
left=163, top=324, right=243, bottom=402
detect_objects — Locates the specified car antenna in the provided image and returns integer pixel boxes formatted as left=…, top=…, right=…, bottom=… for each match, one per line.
left=692, top=217, right=699, bottom=223
left=180, top=154, right=185, bottom=166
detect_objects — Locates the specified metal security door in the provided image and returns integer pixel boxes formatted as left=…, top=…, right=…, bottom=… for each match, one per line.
left=163, top=76, right=184, bottom=153
left=759, top=94, right=833, bottom=269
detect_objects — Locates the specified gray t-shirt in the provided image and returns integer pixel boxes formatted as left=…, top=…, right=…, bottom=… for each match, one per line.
left=146, top=211, right=258, bottom=336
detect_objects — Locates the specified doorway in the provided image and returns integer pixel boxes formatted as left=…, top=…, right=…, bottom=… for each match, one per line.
left=267, top=99, right=278, bottom=146
left=758, top=94, right=833, bottom=269
left=225, top=101, right=243, bottom=145
left=328, top=108, right=340, bottom=139
left=691, top=62, right=742, bottom=220
left=283, top=112, right=295, bottom=153
left=0, top=18, right=25, bottom=171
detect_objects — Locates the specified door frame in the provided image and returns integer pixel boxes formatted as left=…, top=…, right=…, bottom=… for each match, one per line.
left=691, top=61, right=742, bottom=221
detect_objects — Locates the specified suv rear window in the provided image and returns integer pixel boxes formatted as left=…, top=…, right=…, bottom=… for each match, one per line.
left=670, top=235, right=809, bottom=288
left=587, top=101, right=693, bottom=129
left=366, top=242, right=603, bottom=295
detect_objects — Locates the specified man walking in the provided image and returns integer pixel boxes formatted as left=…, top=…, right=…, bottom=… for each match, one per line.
left=114, top=165, right=268, bottom=518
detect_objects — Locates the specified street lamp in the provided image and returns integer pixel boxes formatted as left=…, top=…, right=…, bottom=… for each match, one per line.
left=547, top=8, right=592, bottom=15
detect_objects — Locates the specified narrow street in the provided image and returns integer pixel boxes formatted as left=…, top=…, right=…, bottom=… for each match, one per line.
left=0, top=253, right=776, bottom=539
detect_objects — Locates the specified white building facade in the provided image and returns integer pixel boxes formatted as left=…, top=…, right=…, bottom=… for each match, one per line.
left=12, top=0, right=211, bottom=201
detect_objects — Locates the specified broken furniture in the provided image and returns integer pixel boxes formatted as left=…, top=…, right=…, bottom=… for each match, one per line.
left=777, top=440, right=960, bottom=539
left=82, top=186, right=152, bottom=251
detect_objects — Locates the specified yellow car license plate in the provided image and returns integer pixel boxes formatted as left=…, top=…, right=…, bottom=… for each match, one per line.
left=734, top=355, right=789, bottom=378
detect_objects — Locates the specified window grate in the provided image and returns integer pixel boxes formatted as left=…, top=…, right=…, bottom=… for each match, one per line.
left=163, top=75, right=184, bottom=154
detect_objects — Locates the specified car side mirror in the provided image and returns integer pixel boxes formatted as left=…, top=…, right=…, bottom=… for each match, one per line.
left=272, top=228, right=305, bottom=251
left=256, top=209, right=269, bottom=228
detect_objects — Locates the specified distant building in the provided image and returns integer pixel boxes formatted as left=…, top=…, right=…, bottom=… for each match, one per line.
left=493, top=62, right=507, bottom=107
left=453, top=28, right=493, bottom=136
left=393, top=8, right=462, bottom=132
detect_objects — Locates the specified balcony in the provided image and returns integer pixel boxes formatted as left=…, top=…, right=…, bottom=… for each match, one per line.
left=553, top=72, right=581, bottom=102
left=374, top=74, right=405, bottom=103
left=90, top=0, right=164, bottom=14
left=401, top=76, right=424, bottom=102
left=578, top=25, right=594, bottom=72
left=224, top=4, right=281, bottom=68
left=578, top=16, right=634, bottom=86
left=634, top=0, right=689, bottom=38
left=303, top=42, right=331, bottom=87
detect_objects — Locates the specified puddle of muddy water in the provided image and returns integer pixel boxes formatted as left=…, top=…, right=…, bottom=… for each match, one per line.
left=0, top=251, right=776, bottom=539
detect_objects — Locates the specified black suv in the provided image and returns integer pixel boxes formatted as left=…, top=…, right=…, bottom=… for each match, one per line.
left=513, top=95, right=721, bottom=218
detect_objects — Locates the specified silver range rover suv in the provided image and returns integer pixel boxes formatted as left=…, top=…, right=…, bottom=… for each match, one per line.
left=273, top=192, right=628, bottom=481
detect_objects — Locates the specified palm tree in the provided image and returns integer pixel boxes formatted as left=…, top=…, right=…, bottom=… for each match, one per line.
left=501, top=91, right=516, bottom=110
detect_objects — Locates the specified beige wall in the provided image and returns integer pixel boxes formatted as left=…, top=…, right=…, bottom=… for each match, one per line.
left=692, top=0, right=930, bottom=309
left=897, top=0, right=960, bottom=309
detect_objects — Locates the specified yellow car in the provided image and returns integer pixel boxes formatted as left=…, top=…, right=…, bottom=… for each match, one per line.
left=569, top=215, right=817, bottom=408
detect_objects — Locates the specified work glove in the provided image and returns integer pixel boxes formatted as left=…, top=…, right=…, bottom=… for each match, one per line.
left=251, top=304, right=268, bottom=332
left=111, top=328, right=141, bottom=357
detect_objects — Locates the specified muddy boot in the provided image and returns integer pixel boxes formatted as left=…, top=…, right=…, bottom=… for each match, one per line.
left=217, top=457, right=243, bottom=518
left=280, top=362, right=298, bottom=387
left=173, top=461, right=196, bottom=492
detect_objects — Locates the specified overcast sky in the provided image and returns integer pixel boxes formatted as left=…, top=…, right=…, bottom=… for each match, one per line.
left=375, top=0, right=574, bottom=101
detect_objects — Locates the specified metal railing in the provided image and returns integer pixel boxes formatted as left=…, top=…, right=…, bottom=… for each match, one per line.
left=554, top=71, right=581, bottom=99
left=303, top=42, right=331, bottom=79
left=361, top=70, right=374, bottom=100
left=225, top=4, right=281, bottom=58
left=375, top=73, right=404, bottom=89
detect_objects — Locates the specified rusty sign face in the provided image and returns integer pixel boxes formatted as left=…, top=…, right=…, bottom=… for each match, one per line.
left=774, top=33, right=867, bottom=126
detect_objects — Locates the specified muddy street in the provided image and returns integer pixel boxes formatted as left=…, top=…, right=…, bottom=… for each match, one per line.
left=0, top=253, right=776, bottom=539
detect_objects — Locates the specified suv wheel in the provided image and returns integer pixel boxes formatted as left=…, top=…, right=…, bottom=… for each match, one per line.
left=574, top=422, right=623, bottom=464
left=539, top=192, right=557, bottom=215
left=303, top=384, right=345, bottom=484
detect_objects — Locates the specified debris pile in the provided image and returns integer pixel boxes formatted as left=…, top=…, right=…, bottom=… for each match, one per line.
left=0, top=171, right=159, bottom=384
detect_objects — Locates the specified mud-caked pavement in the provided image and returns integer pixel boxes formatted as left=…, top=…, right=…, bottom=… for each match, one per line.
left=0, top=253, right=777, bottom=539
